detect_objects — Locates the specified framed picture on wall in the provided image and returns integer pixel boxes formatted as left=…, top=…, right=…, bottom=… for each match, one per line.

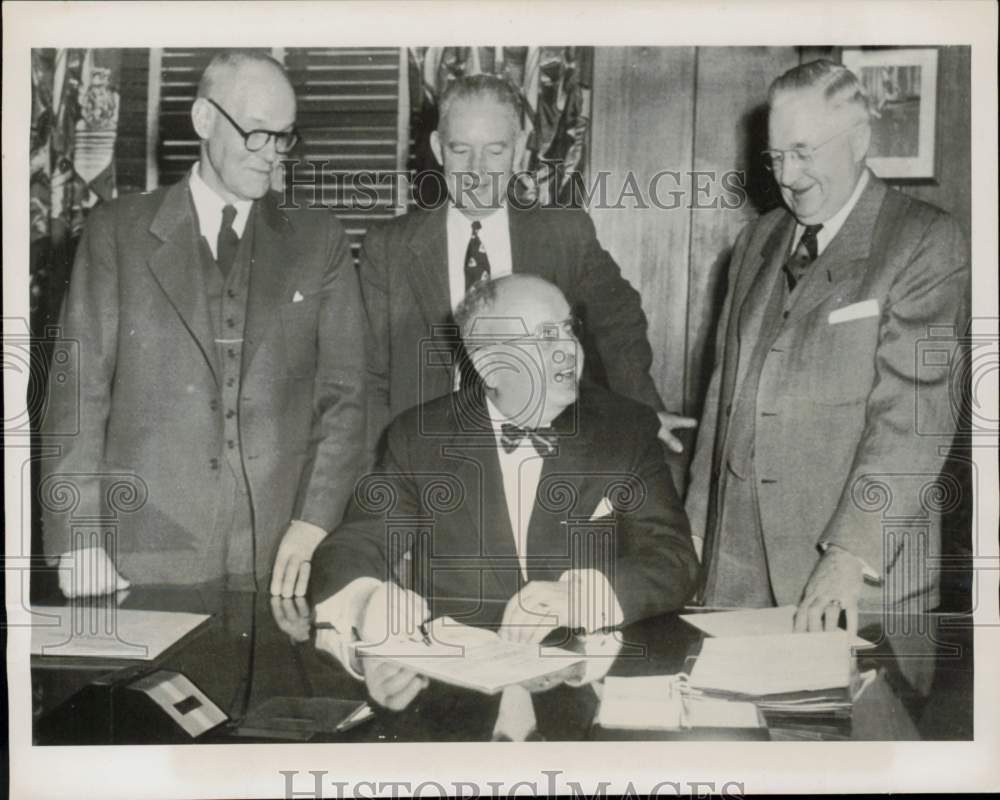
left=842, top=46, right=939, bottom=180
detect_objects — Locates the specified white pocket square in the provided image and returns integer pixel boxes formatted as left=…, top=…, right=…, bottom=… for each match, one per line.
left=590, top=496, right=615, bottom=521
left=828, top=299, right=879, bottom=325
left=292, top=290, right=305, bottom=303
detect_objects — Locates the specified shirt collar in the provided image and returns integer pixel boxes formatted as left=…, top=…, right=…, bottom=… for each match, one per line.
left=188, top=163, right=253, bottom=243
left=796, top=168, right=869, bottom=254
left=447, top=202, right=509, bottom=240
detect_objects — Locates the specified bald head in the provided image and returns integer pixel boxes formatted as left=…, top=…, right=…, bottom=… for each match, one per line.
left=456, top=275, right=583, bottom=427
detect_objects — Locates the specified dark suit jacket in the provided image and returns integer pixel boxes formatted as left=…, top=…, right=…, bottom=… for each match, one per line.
left=359, top=204, right=664, bottom=459
left=40, top=180, right=367, bottom=585
left=310, top=385, right=698, bottom=628
left=687, top=173, right=969, bottom=608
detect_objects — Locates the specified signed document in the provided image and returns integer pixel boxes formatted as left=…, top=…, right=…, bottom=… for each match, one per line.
left=357, top=617, right=585, bottom=694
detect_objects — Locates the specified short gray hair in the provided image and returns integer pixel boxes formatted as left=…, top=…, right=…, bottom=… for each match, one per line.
left=438, top=74, right=523, bottom=137
left=197, top=50, right=289, bottom=100
left=768, top=59, right=873, bottom=123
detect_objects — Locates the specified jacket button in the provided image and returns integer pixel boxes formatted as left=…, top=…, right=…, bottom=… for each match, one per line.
left=226, top=409, right=235, bottom=419
left=210, top=400, right=219, bottom=411
left=210, top=458, right=219, bottom=470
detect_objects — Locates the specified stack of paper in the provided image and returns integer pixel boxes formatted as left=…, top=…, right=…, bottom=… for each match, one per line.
left=687, top=632, right=855, bottom=718
left=597, top=675, right=762, bottom=731
left=680, top=606, right=874, bottom=649
left=357, top=617, right=584, bottom=695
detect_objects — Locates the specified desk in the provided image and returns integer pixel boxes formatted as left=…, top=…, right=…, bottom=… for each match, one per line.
left=30, top=581, right=973, bottom=744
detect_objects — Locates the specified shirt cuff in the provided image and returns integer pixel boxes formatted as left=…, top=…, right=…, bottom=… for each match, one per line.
left=559, top=568, right=625, bottom=633
left=564, top=631, right=623, bottom=686
left=313, top=577, right=382, bottom=680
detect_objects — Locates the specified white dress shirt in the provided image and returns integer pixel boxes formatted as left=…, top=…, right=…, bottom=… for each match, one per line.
left=313, top=397, right=624, bottom=684
left=445, top=203, right=514, bottom=309
left=188, top=164, right=252, bottom=258
left=791, top=168, right=869, bottom=257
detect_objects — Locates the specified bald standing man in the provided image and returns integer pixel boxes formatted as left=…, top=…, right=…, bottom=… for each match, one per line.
left=40, top=50, right=367, bottom=598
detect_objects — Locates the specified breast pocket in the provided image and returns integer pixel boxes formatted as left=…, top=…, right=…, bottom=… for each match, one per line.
left=278, top=295, right=321, bottom=378
left=789, top=313, right=881, bottom=406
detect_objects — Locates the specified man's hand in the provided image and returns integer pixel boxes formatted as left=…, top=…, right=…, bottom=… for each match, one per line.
left=518, top=662, right=586, bottom=693
left=794, top=545, right=864, bottom=635
left=364, top=658, right=429, bottom=711
left=269, top=595, right=312, bottom=643
left=360, top=581, right=430, bottom=645
left=57, top=546, right=130, bottom=598
left=500, top=581, right=571, bottom=644
left=656, top=411, right=698, bottom=454
left=270, top=520, right=328, bottom=598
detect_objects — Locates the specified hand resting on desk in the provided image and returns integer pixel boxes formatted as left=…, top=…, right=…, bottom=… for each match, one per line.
left=56, top=546, right=130, bottom=598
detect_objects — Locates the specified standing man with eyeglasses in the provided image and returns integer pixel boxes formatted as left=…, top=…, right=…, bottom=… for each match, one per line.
left=40, top=51, right=367, bottom=598
left=687, top=60, right=968, bottom=630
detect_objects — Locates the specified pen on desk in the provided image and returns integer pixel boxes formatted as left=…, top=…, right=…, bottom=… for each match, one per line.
left=335, top=703, right=375, bottom=733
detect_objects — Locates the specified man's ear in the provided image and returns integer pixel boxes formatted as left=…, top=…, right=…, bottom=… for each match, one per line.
left=191, top=97, right=215, bottom=141
left=430, top=130, right=444, bottom=167
left=849, top=119, right=872, bottom=165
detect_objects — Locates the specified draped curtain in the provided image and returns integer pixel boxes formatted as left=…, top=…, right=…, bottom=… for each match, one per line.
left=407, top=47, right=594, bottom=208
left=30, top=48, right=122, bottom=331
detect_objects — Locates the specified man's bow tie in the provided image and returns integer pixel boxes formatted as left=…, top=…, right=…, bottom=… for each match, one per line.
left=500, top=423, right=558, bottom=456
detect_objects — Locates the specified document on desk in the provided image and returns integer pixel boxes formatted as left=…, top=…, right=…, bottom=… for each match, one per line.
left=680, top=606, right=874, bottom=649
left=598, top=675, right=762, bottom=730
left=30, top=606, right=211, bottom=660
left=688, top=632, right=851, bottom=697
left=356, top=617, right=584, bottom=695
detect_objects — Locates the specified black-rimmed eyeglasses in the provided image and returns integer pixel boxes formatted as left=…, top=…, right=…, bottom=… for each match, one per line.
left=206, top=98, right=300, bottom=154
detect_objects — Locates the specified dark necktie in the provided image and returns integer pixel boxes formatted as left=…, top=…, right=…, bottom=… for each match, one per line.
left=783, top=223, right=823, bottom=292
left=500, top=423, right=557, bottom=457
left=217, top=204, right=240, bottom=278
left=464, top=220, right=492, bottom=290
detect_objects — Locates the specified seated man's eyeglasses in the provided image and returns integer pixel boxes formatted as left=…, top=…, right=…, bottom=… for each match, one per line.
left=207, top=98, right=300, bottom=154
left=762, top=120, right=866, bottom=173
left=467, top=316, right=584, bottom=352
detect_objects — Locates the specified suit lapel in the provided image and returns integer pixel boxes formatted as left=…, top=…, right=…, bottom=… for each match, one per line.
left=783, top=175, right=887, bottom=327
left=243, top=193, right=294, bottom=371
left=147, top=181, right=220, bottom=383
left=406, top=207, right=453, bottom=327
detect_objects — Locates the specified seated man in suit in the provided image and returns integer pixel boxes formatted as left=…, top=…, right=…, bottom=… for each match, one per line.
left=310, top=274, right=698, bottom=709
left=360, top=73, right=695, bottom=464
left=687, top=60, right=969, bottom=631
left=40, top=51, right=367, bottom=598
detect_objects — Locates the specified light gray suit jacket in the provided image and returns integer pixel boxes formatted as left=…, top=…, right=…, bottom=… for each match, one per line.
left=688, top=173, right=969, bottom=609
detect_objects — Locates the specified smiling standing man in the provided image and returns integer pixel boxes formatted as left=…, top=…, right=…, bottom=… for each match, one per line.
left=687, top=60, right=968, bottom=629
left=41, top=51, right=366, bottom=598
left=360, top=73, right=695, bottom=465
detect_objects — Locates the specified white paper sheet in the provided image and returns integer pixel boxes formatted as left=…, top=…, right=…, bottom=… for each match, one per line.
left=688, top=632, right=851, bottom=696
left=598, top=675, right=761, bottom=730
left=680, top=606, right=874, bottom=649
left=30, top=606, right=211, bottom=660
left=357, top=616, right=584, bottom=694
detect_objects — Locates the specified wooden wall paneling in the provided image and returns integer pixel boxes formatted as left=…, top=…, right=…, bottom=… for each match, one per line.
left=589, top=47, right=697, bottom=415
left=685, top=47, right=800, bottom=418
